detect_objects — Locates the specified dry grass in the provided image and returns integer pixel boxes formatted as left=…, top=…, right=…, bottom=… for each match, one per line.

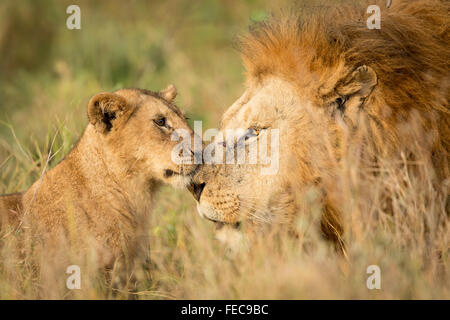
left=1, top=117, right=448, bottom=300
left=0, top=0, right=448, bottom=299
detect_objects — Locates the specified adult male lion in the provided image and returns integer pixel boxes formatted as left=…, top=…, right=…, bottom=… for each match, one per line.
left=0, top=85, right=196, bottom=269
left=190, top=0, right=449, bottom=250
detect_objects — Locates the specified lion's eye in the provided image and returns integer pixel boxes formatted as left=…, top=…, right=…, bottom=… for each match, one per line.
left=153, top=117, right=166, bottom=127
left=244, top=128, right=259, bottom=141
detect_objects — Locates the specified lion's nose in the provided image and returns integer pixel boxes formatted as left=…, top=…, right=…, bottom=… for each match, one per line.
left=188, top=182, right=205, bottom=202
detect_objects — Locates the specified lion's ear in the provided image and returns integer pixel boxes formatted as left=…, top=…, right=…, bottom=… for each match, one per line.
left=337, top=65, right=377, bottom=100
left=159, top=84, right=177, bottom=102
left=88, top=92, right=132, bottom=134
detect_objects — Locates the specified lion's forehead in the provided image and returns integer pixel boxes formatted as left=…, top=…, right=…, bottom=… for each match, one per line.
left=221, top=78, right=301, bottom=131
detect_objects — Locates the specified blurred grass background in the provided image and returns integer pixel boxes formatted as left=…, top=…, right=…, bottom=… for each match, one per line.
left=0, top=0, right=448, bottom=299
left=0, top=0, right=289, bottom=194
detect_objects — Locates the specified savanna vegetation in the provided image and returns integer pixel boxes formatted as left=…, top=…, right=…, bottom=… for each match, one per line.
left=0, top=0, right=448, bottom=299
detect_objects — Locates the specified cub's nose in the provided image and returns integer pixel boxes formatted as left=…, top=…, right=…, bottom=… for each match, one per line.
left=188, top=182, right=205, bottom=202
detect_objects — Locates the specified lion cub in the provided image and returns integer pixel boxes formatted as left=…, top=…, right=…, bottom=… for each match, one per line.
left=0, top=85, right=196, bottom=268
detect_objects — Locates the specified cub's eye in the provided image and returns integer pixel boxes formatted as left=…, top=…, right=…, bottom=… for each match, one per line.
left=153, top=117, right=166, bottom=127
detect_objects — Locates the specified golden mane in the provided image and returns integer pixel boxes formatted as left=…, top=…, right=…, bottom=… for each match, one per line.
left=239, top=0, right=449, bottom=170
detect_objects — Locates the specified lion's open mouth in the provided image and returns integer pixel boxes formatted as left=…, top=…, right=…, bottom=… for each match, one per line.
left=164, top=168, right=198, bottom=189
left=165, top=167, right=197, bottom=179
left=164, top=169, right=179, bottom=178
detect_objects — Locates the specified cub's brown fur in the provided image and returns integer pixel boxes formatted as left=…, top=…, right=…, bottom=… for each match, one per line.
left=0, top=85, right=196, bottom=268
left=0, top=193, right=22, bottom=230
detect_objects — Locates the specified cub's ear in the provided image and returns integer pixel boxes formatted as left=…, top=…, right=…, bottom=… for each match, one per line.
left=159, top=84, right=177, bottom=102
left=337, top=65, right=377, bottom=100
left=88, top=92, right=133, bottom=134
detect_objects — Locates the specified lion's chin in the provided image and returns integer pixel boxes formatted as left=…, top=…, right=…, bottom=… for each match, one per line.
left=215, top=223, right=246, bottom=254
left=214, top=221, right=241, bottom=231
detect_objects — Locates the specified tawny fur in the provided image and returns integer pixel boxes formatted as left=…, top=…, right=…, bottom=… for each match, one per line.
left=194, top=0, right=449, bottom=251
left=0, top=86, right=196, bottom=268
left=239, top=0, right=449, bottom=176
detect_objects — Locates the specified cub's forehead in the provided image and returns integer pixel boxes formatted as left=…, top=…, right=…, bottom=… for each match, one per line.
left=114, top=88, right=160, bottom=105
left=114, top=88, right=185, bottom=118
